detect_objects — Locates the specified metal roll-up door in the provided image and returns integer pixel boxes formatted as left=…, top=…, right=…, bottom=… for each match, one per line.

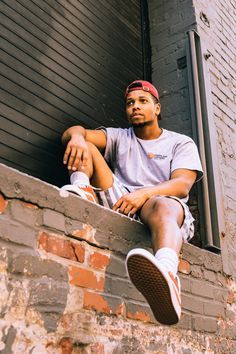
left=0, top=0, right=147, bottom=186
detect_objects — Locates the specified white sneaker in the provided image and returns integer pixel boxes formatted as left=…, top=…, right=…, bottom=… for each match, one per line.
left=61, top=184, right=98, bottom=203
left=126, top=248, right=181, bottom=325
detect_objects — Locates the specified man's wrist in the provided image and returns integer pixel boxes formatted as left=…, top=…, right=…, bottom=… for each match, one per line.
left=62, top=126, right=86, bottom=145
left=143, top=188, right=155, bottom=200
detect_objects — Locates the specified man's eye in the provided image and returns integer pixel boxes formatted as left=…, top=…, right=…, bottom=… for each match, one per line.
left=127, top=101, right=133, bottom=106
left=141, top=99, right=148, bottom=103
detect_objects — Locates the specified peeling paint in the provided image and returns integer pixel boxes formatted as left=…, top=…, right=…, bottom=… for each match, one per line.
left=72, top=224, right=98, bottom=245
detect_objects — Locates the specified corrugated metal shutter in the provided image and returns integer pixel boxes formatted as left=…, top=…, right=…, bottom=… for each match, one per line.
left=0, top=0, right=145, bottom=185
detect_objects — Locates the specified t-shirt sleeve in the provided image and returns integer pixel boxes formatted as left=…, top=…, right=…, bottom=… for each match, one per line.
left=171, top=138, right=203, bottom=182
left=98, top=127, right=121, bottom=166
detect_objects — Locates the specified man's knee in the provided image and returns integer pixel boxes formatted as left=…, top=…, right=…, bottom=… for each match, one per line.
left=141, top=197, right=171, bottom=217
left=140, top=196, right=183, bottom=225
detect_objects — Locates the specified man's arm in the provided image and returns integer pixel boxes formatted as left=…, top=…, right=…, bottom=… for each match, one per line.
left=113, top=169, right=197, bottom=216
left=141, top=169, right=197, bottom=200
left=62, top=125, right=107, bottom=171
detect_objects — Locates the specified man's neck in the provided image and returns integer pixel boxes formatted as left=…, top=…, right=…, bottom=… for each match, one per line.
left=133, top=124, right=163, bottom=140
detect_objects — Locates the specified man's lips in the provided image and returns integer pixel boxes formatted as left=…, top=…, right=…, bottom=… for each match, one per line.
left=130, top=113, right=143, bottom=118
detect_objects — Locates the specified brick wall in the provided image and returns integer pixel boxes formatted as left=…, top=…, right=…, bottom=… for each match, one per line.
left=148, top=0, right=196, bottom=137
left=148, top=0, right=236, bottom=276
left=0, top=164, right=235, bottom=353
left=147, top=0, right=204, bottom=249
left=192, top=0, right=236, bottom=280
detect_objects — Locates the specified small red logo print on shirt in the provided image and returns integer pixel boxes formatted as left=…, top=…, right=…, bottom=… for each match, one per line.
left=147, top=153, right=167, bottom=160
left=147, top=153, right=155, bottom=159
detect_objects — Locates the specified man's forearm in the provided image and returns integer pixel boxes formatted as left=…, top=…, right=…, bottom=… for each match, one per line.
left=113, top=175, right=194, bottom=216
left=61, top=126, right=86, bottom=145
left=141, top=177, right=193, bottom=200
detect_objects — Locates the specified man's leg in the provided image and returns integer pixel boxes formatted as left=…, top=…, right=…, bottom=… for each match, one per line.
left=62, top=142, right=114, bottom=200
left=140, top=196, right=184, bottom=254
left=126, top=196, right=186, bottom=325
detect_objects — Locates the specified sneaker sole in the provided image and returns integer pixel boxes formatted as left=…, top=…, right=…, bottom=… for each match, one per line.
left=127, top=254, right=179, bottom=325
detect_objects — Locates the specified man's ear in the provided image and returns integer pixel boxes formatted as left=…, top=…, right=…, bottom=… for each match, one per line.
left=155, top=103, right=161, bottom=117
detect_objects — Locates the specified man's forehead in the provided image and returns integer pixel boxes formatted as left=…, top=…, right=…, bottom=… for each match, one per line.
left=126, top=91, right=153, bottom=100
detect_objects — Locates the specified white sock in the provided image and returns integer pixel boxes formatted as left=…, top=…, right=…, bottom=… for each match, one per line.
left=70, top=171, right=90, bottom=186
left=155, top=247, right=179, bottom=276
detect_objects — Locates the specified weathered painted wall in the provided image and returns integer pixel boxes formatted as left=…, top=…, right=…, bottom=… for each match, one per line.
left=0, top=164, right=235, bottom=353
left=148, top=0, right=236, bottom=276
left=0, top=0, right=235, bottom=352
left=148, top=0, right=196, bottom=136
left=192, top=0, right=236, bottom=282
left=147, top=0, right=203, bottom=249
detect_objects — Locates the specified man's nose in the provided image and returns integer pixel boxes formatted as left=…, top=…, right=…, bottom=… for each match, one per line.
left=132, top=101, right=140, bottom=109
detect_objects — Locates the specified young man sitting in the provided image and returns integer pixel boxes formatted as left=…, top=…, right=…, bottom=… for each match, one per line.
left=61, top=80, right=203, bottom=325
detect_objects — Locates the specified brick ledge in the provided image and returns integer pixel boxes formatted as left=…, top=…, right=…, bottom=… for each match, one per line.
left=0, top=163, right=222, bottom=270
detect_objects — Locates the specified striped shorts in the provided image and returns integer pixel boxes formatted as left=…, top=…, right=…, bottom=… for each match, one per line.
left=95, top=175, right=195, bottom=243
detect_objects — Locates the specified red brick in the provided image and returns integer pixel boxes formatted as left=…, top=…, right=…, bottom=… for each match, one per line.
left=227, top=291, right=235, bottom=305
left=38, top=232, right=77, bottom=261
left=127, top=310, right=151, bottom=322
left=116, top=302, right=126, bottom=317
left=72, top=225, right=98, bottom=245
left=110, top=329, right=123, bottom=336
left=0, top=194, right=7, bottom=214
left=21, top=201, right=38, bottom=210
left=72, top=243, right=85, bottom=263
left=126, top=300, right=154, bottom=322
left=83, top=291, right=112, bottom=314
left=59, top=337, right=73, bottom=354
left=90, top=343, right=105, bottom=354
left=178, top=259, right=191, bottom=274
left=69, top=266, right=104, bottom=291
left=89, top=252, right=110, bottom=270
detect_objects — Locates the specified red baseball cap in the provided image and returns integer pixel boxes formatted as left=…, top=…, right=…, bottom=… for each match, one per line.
left=125, top=80, right=159, bottom=100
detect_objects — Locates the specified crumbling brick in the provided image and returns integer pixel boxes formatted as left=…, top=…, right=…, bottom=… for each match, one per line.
left=192, top=316, right=218, bottom=333
left=89, top=251, right=110, bottom=270
left=0, top=216, right=37, bottom=248
left=59, top=337, right=73, bottom=354
left=43, top=209, right=66, bottom=232
left=178, top=259, right=191, bottom=274
left=10, top=199, right=42, bottom=227
left=126, top=301, right=153, bottom=323
left=0, top=193, right=8, bottom=213
left=72, top=242, right=86, bottom=263
left=90, top=342, right=105, bottom=354
left=38, top=231, right=77, bottom=261
left=83, top=291, right=112, bottom=314
left=69, top=266, right=104, bottom=291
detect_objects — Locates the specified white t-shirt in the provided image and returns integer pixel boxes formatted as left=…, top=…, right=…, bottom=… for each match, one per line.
left=103, top=127, right=203, bottom=203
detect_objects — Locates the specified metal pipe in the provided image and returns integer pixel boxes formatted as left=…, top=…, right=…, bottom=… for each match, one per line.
left=188, top=31, right=214, bottom=247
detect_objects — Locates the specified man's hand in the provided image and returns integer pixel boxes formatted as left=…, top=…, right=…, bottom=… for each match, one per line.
left=63, top=135, right=89, bottom=171
left=62, top=126, right=107, bottom=171
left=112, top=169, right=197, bottom=217
left=113, top=189, right=150, bottom=217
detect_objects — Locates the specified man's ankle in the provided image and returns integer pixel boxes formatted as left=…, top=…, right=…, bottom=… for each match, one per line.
left=155, top=247, right=179, bottom=277
left=70, top=171, right=90, bottom=186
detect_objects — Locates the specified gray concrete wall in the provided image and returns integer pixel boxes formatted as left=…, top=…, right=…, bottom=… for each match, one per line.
left=0, top=164, right=235, bottom=353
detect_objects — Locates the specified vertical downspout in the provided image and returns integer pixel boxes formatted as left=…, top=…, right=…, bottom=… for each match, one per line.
left=187, top=30, right=221, bottom=252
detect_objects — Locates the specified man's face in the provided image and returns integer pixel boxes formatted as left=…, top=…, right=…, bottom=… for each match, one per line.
left=126, top=90, right=161, bottom=127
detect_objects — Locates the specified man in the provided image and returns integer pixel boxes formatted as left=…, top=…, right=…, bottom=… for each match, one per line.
left=61, top=80, right=203, bottom=325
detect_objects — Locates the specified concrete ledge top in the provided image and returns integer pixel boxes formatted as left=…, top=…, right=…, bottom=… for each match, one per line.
left=0, top=163, right=222, bottom=268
